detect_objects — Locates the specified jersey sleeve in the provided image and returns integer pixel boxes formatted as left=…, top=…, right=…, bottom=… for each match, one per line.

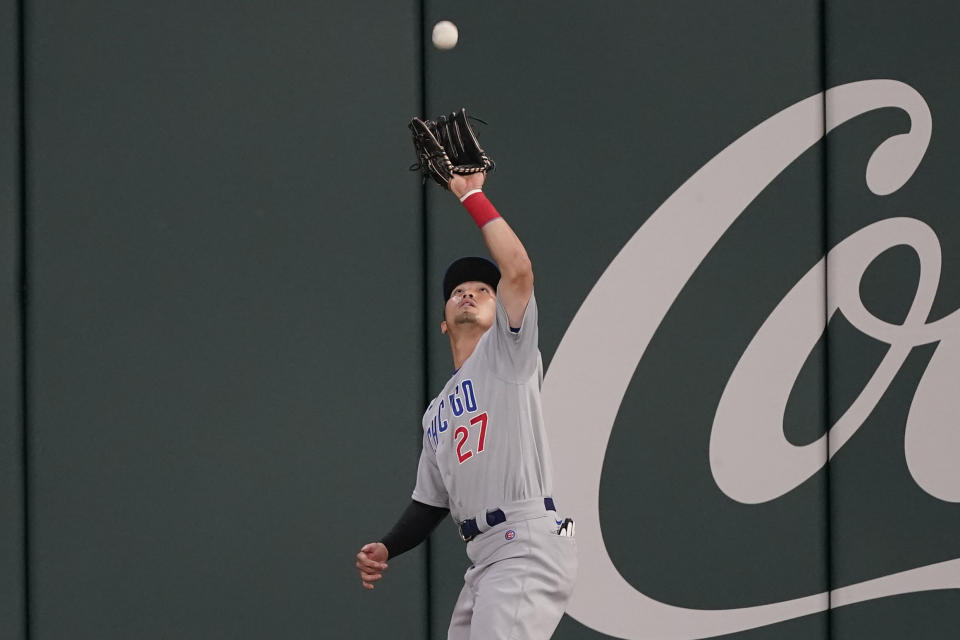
left=488, top=286, right=540, bottom=381
left=411, top=434, right=449, bottom=508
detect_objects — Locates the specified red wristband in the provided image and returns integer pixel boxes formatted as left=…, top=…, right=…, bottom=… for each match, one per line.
left=461, top=191, right=501, bottom=228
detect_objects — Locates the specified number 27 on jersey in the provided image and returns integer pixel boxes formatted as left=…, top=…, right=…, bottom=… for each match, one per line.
left=455, top=412, right=488, bottom=464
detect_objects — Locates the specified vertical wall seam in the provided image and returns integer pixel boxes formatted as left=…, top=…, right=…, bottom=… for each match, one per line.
left=416, top=1, right=432, bottom=639
left=818, top=1, right=833, bottom=638
left=16, top=0, right=31, bottom=637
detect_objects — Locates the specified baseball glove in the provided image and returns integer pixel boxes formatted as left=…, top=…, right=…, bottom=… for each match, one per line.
left=409, top=108, right=495, bottom=189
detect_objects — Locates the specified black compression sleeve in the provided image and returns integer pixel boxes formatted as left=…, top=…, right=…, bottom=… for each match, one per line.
left=380, top=500, right=450, bottom=559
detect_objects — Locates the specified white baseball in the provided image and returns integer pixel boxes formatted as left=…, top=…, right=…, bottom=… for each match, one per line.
left=432, top=20, right=459, bottom=50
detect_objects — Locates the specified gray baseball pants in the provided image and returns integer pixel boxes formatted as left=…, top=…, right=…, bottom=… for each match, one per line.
left=447, top=513, right=578, bottom=640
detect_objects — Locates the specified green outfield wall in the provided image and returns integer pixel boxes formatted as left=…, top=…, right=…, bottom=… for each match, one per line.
left=1, top=0, right=25, bottom=638
left=1, top=1, right=958, bottom=638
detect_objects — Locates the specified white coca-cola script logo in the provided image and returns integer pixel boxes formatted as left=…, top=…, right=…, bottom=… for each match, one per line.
left=543, top=79, right=960, bottom=639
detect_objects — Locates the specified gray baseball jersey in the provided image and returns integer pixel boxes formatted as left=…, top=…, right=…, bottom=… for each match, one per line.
left=412, top=286, right=577, bottom=639
left=412, top=288, right=555, bottom=523
left=413, top=286, right=577, bottom=640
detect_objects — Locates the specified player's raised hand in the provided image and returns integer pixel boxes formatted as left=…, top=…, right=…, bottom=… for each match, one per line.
left=449, top=171, right=486, bottom=199
left=356, top=542, right=389, bottom=590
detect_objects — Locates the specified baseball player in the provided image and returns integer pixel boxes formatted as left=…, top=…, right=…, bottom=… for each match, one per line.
left=354, top=162, right=578, bottom=638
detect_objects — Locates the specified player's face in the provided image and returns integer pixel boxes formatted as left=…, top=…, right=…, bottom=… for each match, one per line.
left=444, top=281, right=496, bottom=332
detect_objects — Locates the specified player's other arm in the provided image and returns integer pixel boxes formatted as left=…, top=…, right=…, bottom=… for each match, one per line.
left=355, top=500, right=448, bottom=590
left=450, top=173, right=533, bottom=328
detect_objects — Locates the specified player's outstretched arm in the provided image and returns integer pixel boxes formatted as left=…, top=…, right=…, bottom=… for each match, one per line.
left=449, top=173, right=533, bottom=328
left=355, top=542, right=389, bottom=590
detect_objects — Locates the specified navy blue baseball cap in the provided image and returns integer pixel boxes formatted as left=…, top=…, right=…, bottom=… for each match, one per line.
left=442, top=257, right=501, bottom=301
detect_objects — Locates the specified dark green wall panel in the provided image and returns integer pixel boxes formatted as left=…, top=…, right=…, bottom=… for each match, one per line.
left=27, top=2, right=424, bottom=638
left=424, top=2, right=827, bottom=639
left=825, top=2, right=960, bottom=638
left=0, top=1, right=24, bottom=638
